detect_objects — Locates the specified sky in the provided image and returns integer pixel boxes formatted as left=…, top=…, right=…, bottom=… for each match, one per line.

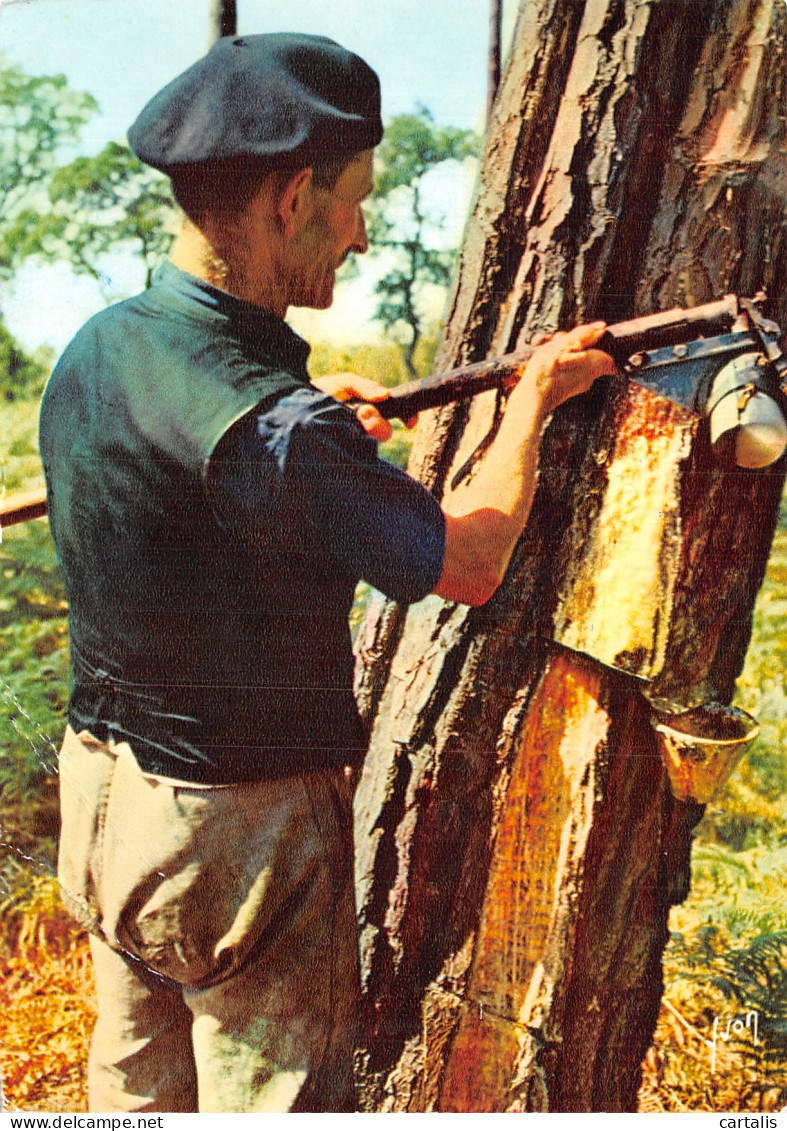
left=0, top=0, right=516, bottom=354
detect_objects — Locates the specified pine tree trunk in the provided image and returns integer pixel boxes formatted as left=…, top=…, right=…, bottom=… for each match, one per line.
left=487, top=0, right=503, bottom=125
left=353, top=0, right=787, bottom=1112
left=209, top=0, right=237, bottom=42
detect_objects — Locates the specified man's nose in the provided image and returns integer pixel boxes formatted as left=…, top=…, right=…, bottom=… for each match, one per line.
left=352, top=208, right=368, bottom=255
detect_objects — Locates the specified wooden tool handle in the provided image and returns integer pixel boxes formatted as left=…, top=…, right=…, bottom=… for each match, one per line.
left=368, top=295, right=741, bottom=421
left=1, top=487, right=48, bottom=529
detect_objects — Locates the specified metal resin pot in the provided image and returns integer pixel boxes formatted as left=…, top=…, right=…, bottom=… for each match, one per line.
left=707, top=351, right=787, bottom=469
left=650, top=702, right=760, bottom=804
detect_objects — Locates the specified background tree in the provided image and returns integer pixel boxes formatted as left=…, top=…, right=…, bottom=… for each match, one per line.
left=210, top=0, right=237, bottom=41
left=487, top=0, right=503, bottom=124
left=0, top=59, right=176, bottom=369
left=7, top=142, right=176, bottom=293
left=366, top=109, right=478, bottom=377
left=353, top=0, right=787, bottom=1112
left=0, top=61, right=100, bottom=400
left=0, top=61, right=97, bottom=280
left=0, top=321, right=47, bottom=402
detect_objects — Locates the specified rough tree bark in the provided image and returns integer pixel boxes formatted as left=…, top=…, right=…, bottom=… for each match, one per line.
left=353, top=0, right=787, bottom=1113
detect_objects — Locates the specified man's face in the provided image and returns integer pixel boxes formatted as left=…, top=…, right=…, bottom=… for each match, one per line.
left=287, top=149, right=374, bottom=310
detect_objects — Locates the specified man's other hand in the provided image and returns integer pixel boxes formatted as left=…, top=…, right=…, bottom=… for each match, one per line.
left=312, top=373, right=395, bottom=441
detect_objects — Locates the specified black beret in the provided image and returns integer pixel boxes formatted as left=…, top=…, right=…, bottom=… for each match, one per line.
left=127, top=32, right=383, bottom=174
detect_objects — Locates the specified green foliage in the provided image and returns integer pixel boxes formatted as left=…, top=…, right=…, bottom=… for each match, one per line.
left=366, top=107, right=479, bottom=376
left=0, top=57, right=175, bottom=325
left=676, top=843, right=787, bottom=940
left=309, top=332, right=440, bottom=390
left=0, top=319, right=47, bottom=401
left=0, top=395, right=46, bottom=494
left=0, top=400, right=68, bottom=815
left=8, top=142, right=177, bottom=292
left=0, top=60, right=97, bottom=280
left=372, top=108, right=479, bottom=202
left=0, top=59, right=176, bottom=398
left=665, top=921, right=787, bottom=1084
left=707, top=932, right=787, bottom=1071
left=663, top=846, right=787, bottom=1097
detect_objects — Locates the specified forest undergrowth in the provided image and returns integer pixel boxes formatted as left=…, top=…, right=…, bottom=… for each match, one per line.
left=1, top=389, right=786, bottom=1113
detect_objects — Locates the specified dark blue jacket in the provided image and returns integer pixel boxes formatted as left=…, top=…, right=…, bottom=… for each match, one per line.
left=40, top=264, right=443, bottom=782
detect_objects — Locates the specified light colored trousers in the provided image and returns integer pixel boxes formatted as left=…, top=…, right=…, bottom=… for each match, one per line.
left=57, top=726, right=360, bottom=1113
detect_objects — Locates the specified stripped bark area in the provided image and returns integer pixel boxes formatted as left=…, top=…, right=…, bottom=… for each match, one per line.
left=354, top=0, right=787, bottom=1113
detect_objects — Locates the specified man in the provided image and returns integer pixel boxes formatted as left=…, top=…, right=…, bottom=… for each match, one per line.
left=40, top=33, right=615, bottom=1114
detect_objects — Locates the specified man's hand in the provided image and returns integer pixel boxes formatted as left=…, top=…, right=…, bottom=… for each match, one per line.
left=311, top=372, right=394, bottom=441
left=434, top=320, right=616, bottom=607
left=512, top=321, right=617, bottom=420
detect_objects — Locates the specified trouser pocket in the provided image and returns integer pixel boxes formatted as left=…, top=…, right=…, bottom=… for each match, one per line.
left=58, top=726, right=116, bottom=934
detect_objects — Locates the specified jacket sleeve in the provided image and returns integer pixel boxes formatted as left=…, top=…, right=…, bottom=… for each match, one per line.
left=207, top=386, right=445, bottom=605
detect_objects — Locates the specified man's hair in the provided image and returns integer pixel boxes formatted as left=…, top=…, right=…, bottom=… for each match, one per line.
left=170, top=152, right=355, bottom=223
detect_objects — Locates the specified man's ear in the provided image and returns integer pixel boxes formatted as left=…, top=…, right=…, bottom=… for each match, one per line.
left=277, top=168, right=314, bottom=237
